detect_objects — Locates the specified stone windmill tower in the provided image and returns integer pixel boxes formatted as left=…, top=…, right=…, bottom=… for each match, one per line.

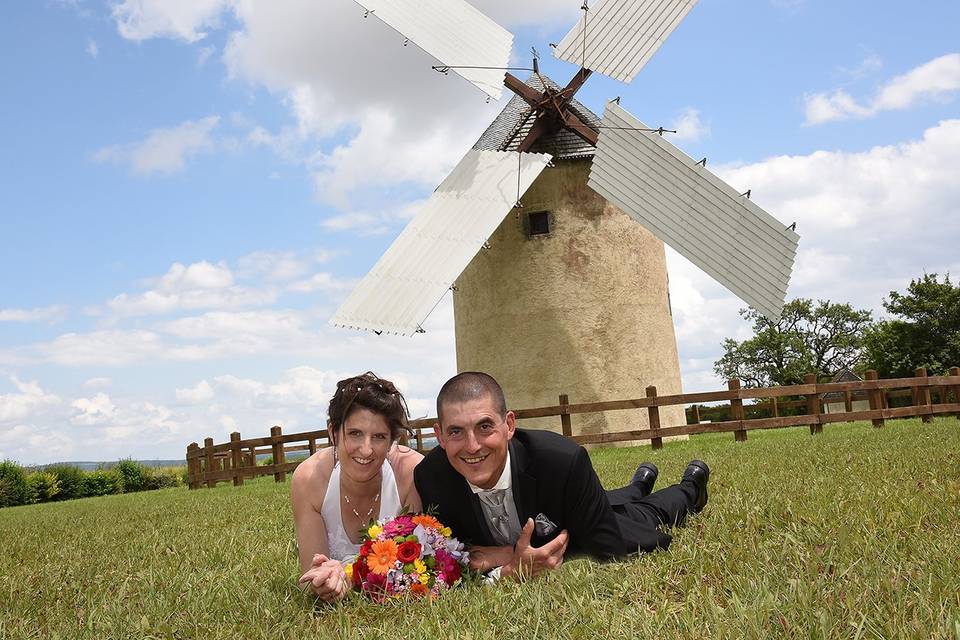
left=332, top=0, right=800, bottom=437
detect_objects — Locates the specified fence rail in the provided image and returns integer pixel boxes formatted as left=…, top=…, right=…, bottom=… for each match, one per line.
left=185, top=366, right=960, bottom=489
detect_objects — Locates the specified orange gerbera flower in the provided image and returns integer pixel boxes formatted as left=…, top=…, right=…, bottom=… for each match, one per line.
left=367, top=539, right=398, bottom=576
left=410, top=582, right=428, bottom=597
left=412, top=514, right=442, bottom=530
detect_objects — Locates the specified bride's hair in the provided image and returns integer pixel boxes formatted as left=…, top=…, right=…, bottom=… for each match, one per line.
left=327, top=372, right=411, bottom=444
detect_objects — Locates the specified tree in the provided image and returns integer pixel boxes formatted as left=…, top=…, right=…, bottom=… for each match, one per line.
left=713, top=299, right=873, bottom=387
left=863, top=273, right=960, bottom=377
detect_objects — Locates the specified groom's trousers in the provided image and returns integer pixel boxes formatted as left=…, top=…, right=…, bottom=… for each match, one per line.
left=604, top=479, right=699, bottom=543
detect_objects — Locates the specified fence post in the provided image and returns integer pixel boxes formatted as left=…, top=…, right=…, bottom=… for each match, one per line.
left=308, top=437, right=317, bottom=456
left=691, top=404, right=701, bottom=425
left=772, top=396, right=779, bottom=418
left=186, top=442, right=200, bottom=490
left=559, top=394, right=572, bottom=437
left=865, top=370, right=884, bottom=428
left=271, top=426, right=286, bottom=483
left=646, top=386, right=663, bottom=450
left=915, top=367, right=933, bottom=423
left=728, top=379, right=746, bottom=442
left=804, top=374, right=822, bottom=435
left=950, top=367, right=960, bottom=420
left=204, top=437, right=216, bottom=489
left=230, top=432, right=244, bottom=487
left=415, top=427, right=424, bottom=452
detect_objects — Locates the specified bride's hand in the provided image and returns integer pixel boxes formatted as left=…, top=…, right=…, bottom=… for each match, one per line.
left=299, top=559, right=350, bottom=602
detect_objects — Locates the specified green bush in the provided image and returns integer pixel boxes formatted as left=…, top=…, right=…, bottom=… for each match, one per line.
left=0, top=460, right=30, bottom=508
left=259, top=455, right=273, bottom=467
left=83, top=470, right=123, bottom=497
left=26, top=472, right=60, bottom=503
left=46, top=465, right=88, bottom=500
left=115, top=458, right=147, bottom=493
left=142, top=467, right=183, bottom=490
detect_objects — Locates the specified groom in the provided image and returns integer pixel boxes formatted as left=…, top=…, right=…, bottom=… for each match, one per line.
left=414, top=372, right=710, bottom=580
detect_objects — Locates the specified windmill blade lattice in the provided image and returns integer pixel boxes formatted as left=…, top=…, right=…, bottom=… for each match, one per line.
left=554, top=0, right=699, bottom=83
left=589, top=101, right=798, bottom=320
left=352, top=0, right=513, bottom=99
left=331, top=149, right=552, bottom=336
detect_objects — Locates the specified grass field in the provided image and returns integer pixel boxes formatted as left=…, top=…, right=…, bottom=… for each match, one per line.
left=2, top=418, right=958, bottom=639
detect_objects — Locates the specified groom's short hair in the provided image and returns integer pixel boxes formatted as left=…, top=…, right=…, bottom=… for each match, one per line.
left=436, top=372, right=507, bottom=422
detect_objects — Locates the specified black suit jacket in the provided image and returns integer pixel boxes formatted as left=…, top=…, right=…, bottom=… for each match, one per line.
left=414, top=428, right=671, bottom=560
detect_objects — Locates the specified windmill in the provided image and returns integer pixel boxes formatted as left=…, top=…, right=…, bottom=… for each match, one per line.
left=331, top=0, right=799, bottom=438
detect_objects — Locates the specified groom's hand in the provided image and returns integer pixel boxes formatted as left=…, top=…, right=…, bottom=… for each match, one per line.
left=468, top=545, right=514, bottom=573
left=502, top=518, right=568, bottom=581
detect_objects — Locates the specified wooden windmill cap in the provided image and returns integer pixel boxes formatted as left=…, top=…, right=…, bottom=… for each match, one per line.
left=472, top=73, right=601, bottom=161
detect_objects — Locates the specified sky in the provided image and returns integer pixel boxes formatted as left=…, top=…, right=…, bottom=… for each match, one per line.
left=1, top=0, right=958, bottom=465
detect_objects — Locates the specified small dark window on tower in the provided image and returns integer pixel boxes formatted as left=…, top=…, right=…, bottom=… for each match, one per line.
left=526, top=210, right=551, bottom=237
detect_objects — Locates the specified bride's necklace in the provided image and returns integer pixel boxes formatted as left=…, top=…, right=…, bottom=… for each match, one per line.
left=341, top=471, right=381, bottom=521
left=343, top=490, right=380, bottom=520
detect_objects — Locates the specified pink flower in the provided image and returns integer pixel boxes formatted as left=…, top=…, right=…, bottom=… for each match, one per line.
left=383, top=515, right=416, bottom=537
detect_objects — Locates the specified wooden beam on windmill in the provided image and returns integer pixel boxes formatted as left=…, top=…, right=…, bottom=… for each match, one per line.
left=503, top=67, right=599, bottom=153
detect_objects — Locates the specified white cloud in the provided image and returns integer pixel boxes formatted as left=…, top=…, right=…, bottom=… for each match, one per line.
left=838, top=53, right=883, bottom=81
left=30, top=330, right=167, bottom=366
left=93, top=116, right=220, bottom=175
left=154, top=260, right=233, bottom=291
left=107, top=260, right=275, bottom=316
left=82, top=377, right=113, bottom=389
left=214, top=366, right=338, bottom=408
left=161, top=309, right=308, bottom=341
left=197, top=45, right=216, bottom=67
left=111, top=0, right=235, bottom=43
left=86, top=38, right=99, bottom=58
left=287, top=273, right=355, bottom=294
left=235, top=249, right=337, bottom=282
left=0, top=305, right=66, bottom=323
left=669, top=107, right=710, bottom=143
left=0, top=377, right=61, bottom=424
left=70, top=393, right=117, bottom=426
left=320, top=199, right=425, bottom=236
left=805, top=53, right=960, bottom=124
left=175, top=380, right=214, bottom=404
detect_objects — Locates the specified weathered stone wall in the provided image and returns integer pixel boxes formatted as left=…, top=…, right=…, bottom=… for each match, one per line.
left=452, top=159, right=686, bottom=439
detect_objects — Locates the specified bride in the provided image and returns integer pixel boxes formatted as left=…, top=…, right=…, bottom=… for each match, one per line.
left=292, top=372, right=423, bottom=602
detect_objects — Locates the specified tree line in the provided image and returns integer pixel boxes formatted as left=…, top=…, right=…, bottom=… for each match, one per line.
left=0, top=459, right=187, bottom=509
left=714, top=273, right=960, bottom=387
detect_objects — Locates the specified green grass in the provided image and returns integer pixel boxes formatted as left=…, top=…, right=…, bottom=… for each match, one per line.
left=2, top=418, right=958, bottom=639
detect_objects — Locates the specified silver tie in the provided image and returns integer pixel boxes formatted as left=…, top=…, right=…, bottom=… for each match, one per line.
left=478, top=489, right=513, bottom=546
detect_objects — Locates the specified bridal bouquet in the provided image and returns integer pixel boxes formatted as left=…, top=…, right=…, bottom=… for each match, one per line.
left=346, top=512, right=469, bottom=601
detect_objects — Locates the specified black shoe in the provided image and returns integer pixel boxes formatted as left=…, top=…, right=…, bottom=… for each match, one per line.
left=681, top=460, right=710, bottom=513
left=630, top=462, right=658, bottom=496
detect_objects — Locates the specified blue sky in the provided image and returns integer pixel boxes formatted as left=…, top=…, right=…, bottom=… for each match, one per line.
left=1, top=0, right=958, bottom=464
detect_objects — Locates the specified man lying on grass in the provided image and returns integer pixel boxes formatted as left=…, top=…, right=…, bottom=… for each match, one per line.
left=415, top=372, right=710, bottom=581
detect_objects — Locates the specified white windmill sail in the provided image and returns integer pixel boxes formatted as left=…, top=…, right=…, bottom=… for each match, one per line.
left=589, top=101, right=798, bottom=320
left=554, top=0, right=699, bottom=83
left=352, top=0, right=513, bottom=99
left=331, top=150, right=552, bottom=336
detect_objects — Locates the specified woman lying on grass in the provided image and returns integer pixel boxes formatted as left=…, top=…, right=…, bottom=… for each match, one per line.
left=291, top=372, right=422, bottom=603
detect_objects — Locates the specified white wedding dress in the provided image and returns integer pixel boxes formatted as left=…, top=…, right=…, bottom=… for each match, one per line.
left=321, top=460, right=403, bottom=562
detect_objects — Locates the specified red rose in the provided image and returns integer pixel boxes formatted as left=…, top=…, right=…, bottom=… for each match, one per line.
left=444, top=561, right=461, bottom=584
left=358, top=540, right=373, bottom=558
left=396, top=541, right=421, bottom=564
left=353, top=559, right=369, bottom=584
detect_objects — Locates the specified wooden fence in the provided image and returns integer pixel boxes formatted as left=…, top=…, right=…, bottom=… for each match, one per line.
left=185, top=366, right=960, bottom=489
